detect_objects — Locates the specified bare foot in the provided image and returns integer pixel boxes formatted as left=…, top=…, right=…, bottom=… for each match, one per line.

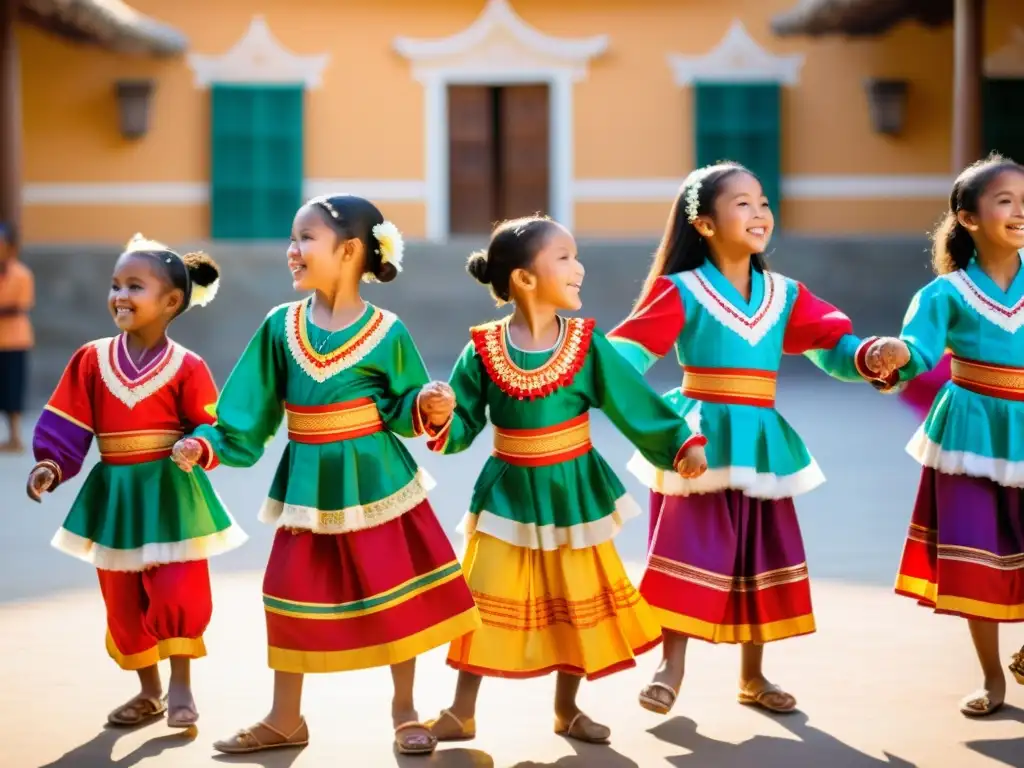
left=554, top=706, right=611, bottom=744
left=638, top=660, right=683, bottom=714
left=738, top=676, right=798, bottom=713
left=107, top=689, right=166, bottom=727
left=393, top=708, right=436, bottom=755
left=0, top=441, right=22, bottom=454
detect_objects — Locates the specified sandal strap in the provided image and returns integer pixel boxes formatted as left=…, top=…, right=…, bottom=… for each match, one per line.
left=644, top=682, right=678, bottom=698
left=253, top=720, right=286, bottom=742
left=566, top=713, right=584, bottom=735
left=395, top=720, right=431, bottom=734
left=438, top=709, right=465, bottom=730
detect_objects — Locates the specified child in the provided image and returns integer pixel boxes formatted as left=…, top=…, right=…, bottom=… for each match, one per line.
left=171, top=194, right=480, bottom=756
left=0, top=223, right=33, bottom=452
left=25, top=234, right=245, bottom=728
left=607, top=162, right=908, bottom=716
left=888, top=154, right=1024, bottom=717
left=421, top=215, right=708, bottom=745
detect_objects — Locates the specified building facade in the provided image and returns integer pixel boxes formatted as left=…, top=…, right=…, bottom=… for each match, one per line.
left=18, top=0, right=1024, bottom=244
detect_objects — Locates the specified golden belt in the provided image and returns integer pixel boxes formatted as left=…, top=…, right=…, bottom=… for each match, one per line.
left=492, top=413, right=592, bottom=467
left=951, top=356, right=1024, bottom=401
left=97, top=430, right=182, bottom=464
left=285, top=398, right=384, bottom=444
left=682, top=366, right=777, bottom=407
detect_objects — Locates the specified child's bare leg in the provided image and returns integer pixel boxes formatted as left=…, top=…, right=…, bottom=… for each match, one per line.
left=428, top=671, right=482, bottom=741
left=639, top=630, right=687, bottom=712
left=738, top=642, right=796, bottom=712
left=962, top=619, right=1005, bottom=715
left=213, top=671, right=307, bottom=753
left=390, top=658, right=435, bottom=753
left=0, top=412, right=21, bottom=451
left=166, top=656, right=197, bottom=727
left=554, top=672, right=610, bottom=743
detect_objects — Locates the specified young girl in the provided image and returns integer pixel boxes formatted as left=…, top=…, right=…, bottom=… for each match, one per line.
left=0, top=222, right=33, bottom=452
left=171, top=194, right=479, bottom=756
left=25, top=234, right=245, bottom=728
left=888, top=154, right=1024, bottom=717
left=420, top=215, right=708, bottom=745
left=607, top=162, right=908, bottom=716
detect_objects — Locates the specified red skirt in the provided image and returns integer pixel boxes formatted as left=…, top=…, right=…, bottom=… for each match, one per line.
left=262, top=499, right=480, bottom=673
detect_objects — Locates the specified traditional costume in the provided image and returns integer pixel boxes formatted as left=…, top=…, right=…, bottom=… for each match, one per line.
left=893, top=254, right=1024, bottom=622
left=191, top=299, right=479, bottom=673
left=32, top=335, right=246, bottom=669
left=425, top=316, right=702, bottom=680
left=608, top=262, right=884, bottom=644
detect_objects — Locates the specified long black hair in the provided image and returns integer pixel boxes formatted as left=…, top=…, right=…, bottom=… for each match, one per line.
left=932, top=152, right=1024, bottom=275
left=309, top=194, right=397, bottom=283
left=637, top=161, right=768, bottom=304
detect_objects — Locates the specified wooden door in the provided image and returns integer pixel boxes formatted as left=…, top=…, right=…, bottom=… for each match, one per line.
left=448, top=86, right=495, bottom=234
left=499, top=85, right=550, bottom=220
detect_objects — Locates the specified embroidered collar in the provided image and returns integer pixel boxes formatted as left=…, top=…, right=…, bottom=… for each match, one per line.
left=95, top=336, right=186, bottom=409
left=285, top=299, right=396, bottom=382
left=678, top=267, right=788, bottom=346
left=471, top=316, right=594, bottom=400
left=945, top=268, right=1024, bottom=334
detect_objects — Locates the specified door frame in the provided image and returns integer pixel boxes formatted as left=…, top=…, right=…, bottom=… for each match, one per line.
left=420, top=70, right=572, bottom=241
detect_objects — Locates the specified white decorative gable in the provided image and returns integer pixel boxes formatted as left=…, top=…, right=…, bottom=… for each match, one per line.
left=668, top=20, right=804, bottom=86
left=986, top=27, right=1024, bottom=78
left=393, top=0, right=608, bottom=81
left=186, top=16, right=330, bottom=89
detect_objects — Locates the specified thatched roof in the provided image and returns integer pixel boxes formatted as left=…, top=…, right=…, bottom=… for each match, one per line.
left=772, top=0, right=953, bottom=37
left=21, top=0, right=186, bottom=56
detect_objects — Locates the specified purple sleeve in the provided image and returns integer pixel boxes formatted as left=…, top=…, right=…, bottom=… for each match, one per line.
left=32, top=409, right=93, bottom=486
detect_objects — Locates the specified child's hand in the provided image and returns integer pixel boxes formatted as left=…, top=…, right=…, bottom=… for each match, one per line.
left=419, top=382, right=456, bottom=427
left=675, top=442, right=707, bottom=479
left=26, top=463, right=56, bottom=502
left=171, top=438, right=202, bottom=473
left=866, top=337, right=911, bottom=379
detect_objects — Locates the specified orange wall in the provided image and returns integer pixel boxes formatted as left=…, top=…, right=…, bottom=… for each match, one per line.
left=19, top=0, right=1024, bottom=242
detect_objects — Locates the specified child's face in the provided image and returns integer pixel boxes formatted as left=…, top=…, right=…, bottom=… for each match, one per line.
left=287, top=205, right=358, bottom=293
left=965, top=169, right=1024, bottom=253
left=513, top=225, right=585, bottom=311
left=706, top=172, right=773, bottom=255
left=108, top=254, right=182, bottom=332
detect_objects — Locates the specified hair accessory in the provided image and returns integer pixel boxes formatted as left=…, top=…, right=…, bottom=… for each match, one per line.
left=683, top=166, right=715, bottom=224
left=311, top=196, right=340, bottom=219
left=371, top=220, right=404, bottom=273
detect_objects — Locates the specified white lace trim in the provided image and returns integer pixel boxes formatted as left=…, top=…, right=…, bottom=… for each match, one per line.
left=906, top=428, right=1024, bottom=487
left=944, top=270, right=1024, bottom=334
left=258, top=468, right=436, bottom=533
left=626, top=451, right=825, bottom=500
left=51, top=523, right=248, bottom=572
left=94, top=338, right=187, bottom=409
left=456, top=494, right=642, bottom=551
left=285, top=302, right=397, bottom=383
left=679, top=269, right=789, bottom=346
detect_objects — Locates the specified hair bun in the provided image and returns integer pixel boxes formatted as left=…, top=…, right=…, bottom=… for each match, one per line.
left=466, top=250, right=491, bottom=285
left=182, top=251, right=221, bottom=308
left=374, top=260, right=399, bottom=284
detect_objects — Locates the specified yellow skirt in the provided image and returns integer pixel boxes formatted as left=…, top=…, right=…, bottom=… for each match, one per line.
left=447, top=532, right=663, bottom=680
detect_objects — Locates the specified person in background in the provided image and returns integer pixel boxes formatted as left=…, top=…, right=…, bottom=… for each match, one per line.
left=0, top=223, right=34, bottom=453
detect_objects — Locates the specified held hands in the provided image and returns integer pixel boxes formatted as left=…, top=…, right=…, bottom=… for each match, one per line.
left=419, top=381, right=456, bottom=427
left=26, top=463, right=56, bottom=503
left=676, top=442, right=708, bottom=479
left=866, top=337, right=911, bottom=380
left=171, top=437, right=202, bottom=473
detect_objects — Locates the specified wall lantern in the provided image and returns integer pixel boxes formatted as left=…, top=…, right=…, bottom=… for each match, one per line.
left=114, top=79, right=155, bottom=140
left=864, top=78, right=909, bottom=136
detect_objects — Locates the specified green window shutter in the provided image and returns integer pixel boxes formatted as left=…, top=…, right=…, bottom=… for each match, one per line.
left=983, top=79, right=1024, bottom=164
left=210, top=84, right=305, bottom=240
left=694, top=83, right=782, bottom=220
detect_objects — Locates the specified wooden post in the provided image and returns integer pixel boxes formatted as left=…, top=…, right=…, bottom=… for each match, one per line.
left=0, top=0, right=20, bottom=240
left=952, top=0, right=984, bottom=172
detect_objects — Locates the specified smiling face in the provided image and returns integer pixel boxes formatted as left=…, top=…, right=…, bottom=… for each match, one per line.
left=108, top=253, right=182, bottom=332
left=287, top=204, right=360, bottom=293
left=960, top=169, right=1024, bottom=254
left=698, top=171, right=774, bottom=256
left=511, top=224, right=585, bottom=311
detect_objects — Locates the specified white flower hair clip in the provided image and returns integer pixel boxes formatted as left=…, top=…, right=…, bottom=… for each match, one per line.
left=372, top=220, right=404, bottom=273
left=682, top=166, right=715, bottom=224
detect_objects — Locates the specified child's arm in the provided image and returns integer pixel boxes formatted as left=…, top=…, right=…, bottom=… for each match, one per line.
left=374, top=320, right=433, bottom=439
left=29, top=345, right=96, bottom=496
left=423, top=341, right=488, bottom=455
left=606, top=276, right=684, bottom=374
left=895, top=283, right=952, bottom=383
left=189, top=312, right=286, bottom=468
left=177, top=356, right=221, bottom=472
left=589, top=331, right=706, bottom=472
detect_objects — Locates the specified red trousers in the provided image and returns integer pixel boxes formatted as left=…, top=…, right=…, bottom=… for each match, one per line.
left=97, top=560, right=213, bottom=670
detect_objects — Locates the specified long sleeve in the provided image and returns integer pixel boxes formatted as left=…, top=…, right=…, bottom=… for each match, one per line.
left=32, top=344, right=96, bottom=486
left=589, top=331, right=705, bottom=471
left=897, top=282, right=952, bottom=382
left=192, top=312, right=286, bottom=468
left=179, top=356, right=221, bottom=471
left=606, top=276, right=684, bottom=374
left=425, top=341, right=489, bottom=455
left=375, top=321, right=432, bottom=439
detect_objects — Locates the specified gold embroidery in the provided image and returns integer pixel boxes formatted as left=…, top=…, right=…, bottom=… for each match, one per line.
left=97, top=430, right=182, bottom=458
left=285, top=400, right=383, bottom=442
left=682, top=367, right=777, bottom=406
left=493, top=415, right=591, bottom=465
left=951, top=356, right=1024, bottom=399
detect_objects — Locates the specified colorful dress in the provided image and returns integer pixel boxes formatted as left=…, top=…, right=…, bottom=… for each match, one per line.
left=894, top=255, right=1024, bottom=621
left=191, top=299, right=480, bottom=673
left=425, top=316, right=702, bottom=679
left=608, top=262, right=884, bottom=644
left=32, top=334, right=246, bottom=669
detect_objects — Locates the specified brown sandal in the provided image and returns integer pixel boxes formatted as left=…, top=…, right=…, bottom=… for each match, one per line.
left=638, top=681, right=679, bottom=715
left=960, top=691, right=1004, bottom=718
left=554, top=712, right=611, bottom=744
left=1009, top=649, right=1024, bottom=685
left=107, top=695, right=167, bottom=727
left=167, top=702, right=199, bottom=729
left=424, top=709, right=476, bottom=741
left=738, top=682, right=798, bottom=714
left=212, top=718, right=309, bottom=754
left=394, top=721, right=437, bottom=755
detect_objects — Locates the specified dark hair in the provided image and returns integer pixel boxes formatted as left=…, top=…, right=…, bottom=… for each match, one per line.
left=637, top=161, right=768, bottom=304
left=309, top=194, right=397, bottom=283
left=122, top=234, right=221, bottom=317
left=932, top=152, right=1024, bottom=275
left=0, top=222, right=17, bottom=247
left=466, top=215, right=561, bottom=304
